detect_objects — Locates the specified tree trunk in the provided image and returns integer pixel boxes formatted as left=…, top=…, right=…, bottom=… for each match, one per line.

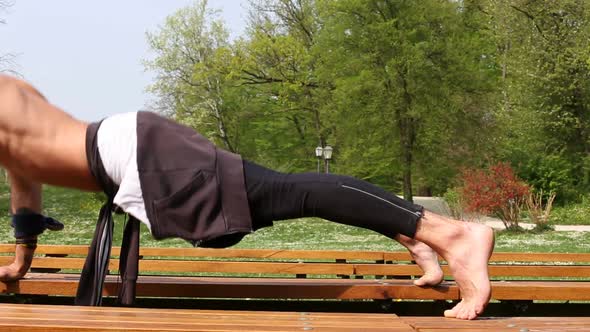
left=397, top=71, right=416, bottom=202
left=402, top=140, right=413, bottom=202
left=396, top=111, right=415, bottom=202
left=207, top=78, right=235, bottom=153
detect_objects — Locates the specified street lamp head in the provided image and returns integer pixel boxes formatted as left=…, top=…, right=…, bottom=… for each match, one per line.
left=315, top=146, right=324, bottom=158
left=323, top=146, right=333, bottom=160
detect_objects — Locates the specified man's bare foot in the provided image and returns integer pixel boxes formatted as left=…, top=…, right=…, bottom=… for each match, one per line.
left=395, top=235, right=444, bottom=287
left=413, top=211, right=495, bottom=320
left=441, top=223, right=494, bottom=320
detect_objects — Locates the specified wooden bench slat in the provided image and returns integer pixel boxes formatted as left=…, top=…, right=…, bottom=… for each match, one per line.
left=489, top=252, right=590, bottom=263
left=490, top=280, right=590, bottom=300
left=1, top=255, right=588, bottom=278
left=0, top=244, right=387, bottom=261
left=5, top=303, right=590, bottom=332
left=2, top=244, right=590, bottom=304
left=0, top=319, right=403, bottom=332
left=138, top=260, right=355, bottom=275
left=384, top=251, right=590, bottom=263
left=402, top=316, right=590, bottom=330
left=4, top=274, right=590, bottom=301
left=0, top=303, right=398, bottom=320
left=0, top=257, right=357, bottom=275
left=4, top=244, right=590, bottom=263
left=416, top=330, right=511, bottom=332
left=0, top=304, right=411, bottom=332
left=357, top=264, right=590, bottom=278
left=488, top=265, right=590, bottom=277
left=2, top=274, right=456, bottom=299
left=0, top=312, right=402, bottom=329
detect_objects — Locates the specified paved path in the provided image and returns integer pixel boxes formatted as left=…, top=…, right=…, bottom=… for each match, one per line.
left=413, top=196, right=590, bottom=232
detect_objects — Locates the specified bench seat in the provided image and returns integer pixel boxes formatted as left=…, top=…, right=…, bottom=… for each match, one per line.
left=0, top=303, right=589, bottom=331
left=0, top=303, right=410, bottom=332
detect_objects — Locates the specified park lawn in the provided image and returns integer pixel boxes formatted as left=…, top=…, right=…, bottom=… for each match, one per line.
left=0, top=183, right=589, bottom=253
left=550, top=200, right=590, bottom=225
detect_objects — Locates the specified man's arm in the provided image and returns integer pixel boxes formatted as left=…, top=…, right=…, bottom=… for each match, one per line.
left=0, top=172, right=42, bottom=281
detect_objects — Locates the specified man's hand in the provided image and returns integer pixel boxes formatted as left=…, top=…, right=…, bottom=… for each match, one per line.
left=0, top=240, right=36, bottom=282
left=5, top=212, right=63, bottom=283
left=5, top=170, right=45, bottom=282
left=0, top=262, right=28, bottom=282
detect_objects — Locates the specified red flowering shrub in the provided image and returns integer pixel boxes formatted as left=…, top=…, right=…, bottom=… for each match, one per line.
left=460, top=162, right=530, bottom=229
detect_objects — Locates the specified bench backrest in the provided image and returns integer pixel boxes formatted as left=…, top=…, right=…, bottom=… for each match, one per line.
left=1, top=244, right=589, bottom=279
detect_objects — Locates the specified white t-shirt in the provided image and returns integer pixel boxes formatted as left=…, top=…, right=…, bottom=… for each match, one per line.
left=96, top=112, right=150, bottom=231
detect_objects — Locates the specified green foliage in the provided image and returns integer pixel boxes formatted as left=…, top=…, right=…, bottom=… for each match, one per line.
left=442, top=187, right=465, bottom=221
left=234, top=0, right=327, bottom=172
left=488, top=0, right=590, bottom=203
left=314, top=0, right=496, bottom=199
left=531, top=223, right=555, bottom=233
left=143, top=0, right=590, bottom=201
left=145, top=1, right=244, bottom=152
left=2, top=184, right=590, bottom=254
left=517, top=153, right=579, bottom=203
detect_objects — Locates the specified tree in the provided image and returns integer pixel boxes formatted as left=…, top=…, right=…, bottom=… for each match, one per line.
left=0, top=1, right=12, bottom=26
left=145, top=0, right=241, bottom=151
left=0, top=0, right=18, bottom=75
left=315, top=0, right=496, bottom=199
left=480, top=0, right=590, bottom=201
left=235, top=0, right=328, bottom=171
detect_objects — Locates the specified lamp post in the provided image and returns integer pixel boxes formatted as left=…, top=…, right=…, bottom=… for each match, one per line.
left=315, top=146, right=324, bottom=173
left=323, top=145, right=333, bottom=174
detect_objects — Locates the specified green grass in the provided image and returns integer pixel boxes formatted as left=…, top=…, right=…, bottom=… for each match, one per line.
left=0, top=181, right=589, bottom=253
left=493, top=230, right=590, bottom=252
left=550, top=197, right=590, bottom=225
left=237, top=219, right=590, bottom=253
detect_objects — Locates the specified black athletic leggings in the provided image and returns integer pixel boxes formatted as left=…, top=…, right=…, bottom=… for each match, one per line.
left=198, top=160, right=423, bottom=248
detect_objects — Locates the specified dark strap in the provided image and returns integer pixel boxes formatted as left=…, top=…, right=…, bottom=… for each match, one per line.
left=79, top=119, right=142, bottom=306
left=117, top=216, right=140, bottom=305
left=75, top=200, right=114, bottom=306
left=11, top=213, right=65, bottom=238
left=11, top=212, right=46, bottom=238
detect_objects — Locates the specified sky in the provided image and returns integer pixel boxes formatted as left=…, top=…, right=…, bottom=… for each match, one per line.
left=0, top=0, right=249, bottom=121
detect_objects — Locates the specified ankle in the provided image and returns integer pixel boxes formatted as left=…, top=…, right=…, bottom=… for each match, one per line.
left=415, top=218, right=466, bottom=258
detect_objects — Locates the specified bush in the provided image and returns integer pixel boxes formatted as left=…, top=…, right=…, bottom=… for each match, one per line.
left=460, top=162, right=530, bottom=229
left=517, top=153, right=579, bottom=203
left=442, top=188, right=465, bottom=221
left=526, top=190, right=556, bottom=232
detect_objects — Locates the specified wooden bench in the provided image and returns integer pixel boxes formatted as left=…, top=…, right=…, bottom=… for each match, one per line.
left=0, top=303, right=408, bottom=331
left=0, top=303, right=589, bottom=331
left=0, top=244, right=589, bottom=303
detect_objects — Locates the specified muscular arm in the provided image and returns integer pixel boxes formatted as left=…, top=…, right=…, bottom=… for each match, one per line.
left=0, top=75, right=94, bottom=280
left=0, top=77, right=44, bottom=281
left=0, top=172, right=42, bottom=281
